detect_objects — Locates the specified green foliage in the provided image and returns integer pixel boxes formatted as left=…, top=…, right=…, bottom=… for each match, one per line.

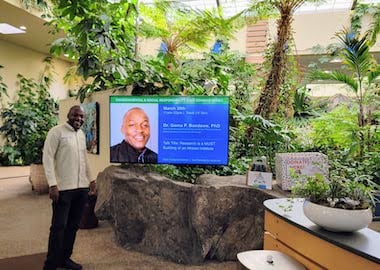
left=292, top=172, right=329, bottom=204
left=309, top=29, right=379, bottom=124
left=328, top=149, right=380, bottom=186
left=187, top=49, right=256, bottom=98
left=351, top=2, right=380, bottom=45
left=0, top=145, right=22, bottom=166
left=304, top=25, right=380, bottom=188
left=361, top=151, right=380, bottom=185
left=293, top=87, right=318, bottom=120
left=251, top=0, right=322, bottom=118
left=308, top=29, right=380, bottom=159
left=47, top=1, right=259, bottom=180
left=49, top=0, right=139, bottom=102
left=308, top=29, right=374, bottom=96
left=244, top=0, right=278, bottom=21
left=130, top=46, right=257, bottom=101
left=0, top=65, right=8, bottom=101
left=310, top=105, right=359, bottom=151
left=291, top=170, right=378, bottom=210
left=307, top=104, right=379, bottom=184
left=49, top=0, right=247, bottom=102
left=139, top=1, right=244, bottom=58
left=0, top=63, right=58, bottom=165
left=44, top=0, right=378, bottom=185
left=230, top=112, right=295, bottom=174
left=20, top=0, right=49, bottom=11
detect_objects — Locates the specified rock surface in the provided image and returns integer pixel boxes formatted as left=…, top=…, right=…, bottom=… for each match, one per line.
left=95, top=165, right=281, bottom=264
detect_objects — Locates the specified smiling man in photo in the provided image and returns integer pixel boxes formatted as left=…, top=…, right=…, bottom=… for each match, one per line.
left=110, top=107, right=157, bottom=163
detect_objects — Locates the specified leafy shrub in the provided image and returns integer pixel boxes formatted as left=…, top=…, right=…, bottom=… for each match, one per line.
left=0, top=74, right=58, bottom=165
left=329, top=150, right=380, bottom=186
left=229, top=112, right=295, bottom=175
left=293, top=86, right=320, bottom=121
left=310, top=105, right=359, bottom=151
left=308, top=104, right=379, bottom=184
left=291, top=171, right=377, bottom=210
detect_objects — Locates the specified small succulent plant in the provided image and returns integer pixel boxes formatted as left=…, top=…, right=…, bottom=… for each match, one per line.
left=291, top=170, right=378, bottom=210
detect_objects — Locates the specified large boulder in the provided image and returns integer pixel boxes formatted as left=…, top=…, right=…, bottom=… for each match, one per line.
left=95, top=165, right=282, bottom=264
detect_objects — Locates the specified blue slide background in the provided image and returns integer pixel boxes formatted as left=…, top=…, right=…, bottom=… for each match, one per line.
left=158, top=103, right=229, bottom=165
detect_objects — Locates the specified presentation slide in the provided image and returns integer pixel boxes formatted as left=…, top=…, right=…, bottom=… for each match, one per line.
left=109, top=96, right=229, bottom=165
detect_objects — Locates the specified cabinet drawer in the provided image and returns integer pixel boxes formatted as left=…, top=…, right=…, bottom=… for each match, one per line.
left=264, top=211, right=380, bottom=270
left=264, top=232, right=325, bottom=270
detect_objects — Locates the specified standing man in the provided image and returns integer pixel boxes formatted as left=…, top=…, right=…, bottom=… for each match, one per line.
left=110, top=107, right=157, bottom=163
left=43, top=105, right=96, bottom=270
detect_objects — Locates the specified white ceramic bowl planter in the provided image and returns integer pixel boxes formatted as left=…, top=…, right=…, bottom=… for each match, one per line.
left=303, top=200, right=373, bottom=232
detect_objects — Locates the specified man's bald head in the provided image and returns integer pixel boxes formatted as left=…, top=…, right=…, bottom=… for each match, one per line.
left=121, top=107, right=151, bottom=151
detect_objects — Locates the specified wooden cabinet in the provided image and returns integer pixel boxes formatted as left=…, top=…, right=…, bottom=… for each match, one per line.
left=263, top=199, right=380, bottom=270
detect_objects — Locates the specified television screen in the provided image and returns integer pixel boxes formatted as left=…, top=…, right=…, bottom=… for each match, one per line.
left=109, top=96, right=229, bottom=165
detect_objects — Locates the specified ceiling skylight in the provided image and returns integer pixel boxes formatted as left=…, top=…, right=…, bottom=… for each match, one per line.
left=0, top=23, right=26, bottom=34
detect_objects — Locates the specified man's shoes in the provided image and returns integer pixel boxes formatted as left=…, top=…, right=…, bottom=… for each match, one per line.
left=43, top=267, right=57, bottom=270
left=43, top=261, right=57, bottom=270
left=59, top=258, right=83, bottom=270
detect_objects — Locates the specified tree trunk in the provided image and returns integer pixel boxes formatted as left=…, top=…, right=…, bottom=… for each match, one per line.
left=254, top=4, right=296, bottom=118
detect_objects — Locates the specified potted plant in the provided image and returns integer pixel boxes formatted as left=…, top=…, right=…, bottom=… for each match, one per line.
left=0, top=60, right=58, bottom=193
left=291, top=170, right=379, bottom=232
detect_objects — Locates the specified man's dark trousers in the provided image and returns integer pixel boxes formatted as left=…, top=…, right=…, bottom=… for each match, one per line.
left=44, top=188, right=88, bottom=270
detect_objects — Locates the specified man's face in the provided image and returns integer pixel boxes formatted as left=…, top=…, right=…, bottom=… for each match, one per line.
left=67, top=106, right=85, bottom=131
left=122, top=108, right=150, bottom=151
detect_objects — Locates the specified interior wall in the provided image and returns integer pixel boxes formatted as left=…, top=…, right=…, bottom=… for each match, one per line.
left=229, top=26, right=247, bottom=54
left=292, top=11, right=350, bottom=55
left=0, top=39, right=71, bottom=102
left=267, top=10, right=380, bottom=54
left=307, top=84, right=355, bottom=97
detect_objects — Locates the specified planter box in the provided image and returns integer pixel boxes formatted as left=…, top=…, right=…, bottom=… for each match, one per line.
left=29, top=164, right=49, bottom=194
left=275, top=152, right=328, bottom=190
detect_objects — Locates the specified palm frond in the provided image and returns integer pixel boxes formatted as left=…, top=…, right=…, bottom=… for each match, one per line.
left=308, top=69, right=358, bottom=93
left=337, top=29, right=372, bottom=75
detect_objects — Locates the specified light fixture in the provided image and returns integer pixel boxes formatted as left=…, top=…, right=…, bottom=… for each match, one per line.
left=0, top=23, right=26, bottom=34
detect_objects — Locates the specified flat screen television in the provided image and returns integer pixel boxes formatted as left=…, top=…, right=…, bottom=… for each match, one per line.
left=109, top=95, right=229, bottom=165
